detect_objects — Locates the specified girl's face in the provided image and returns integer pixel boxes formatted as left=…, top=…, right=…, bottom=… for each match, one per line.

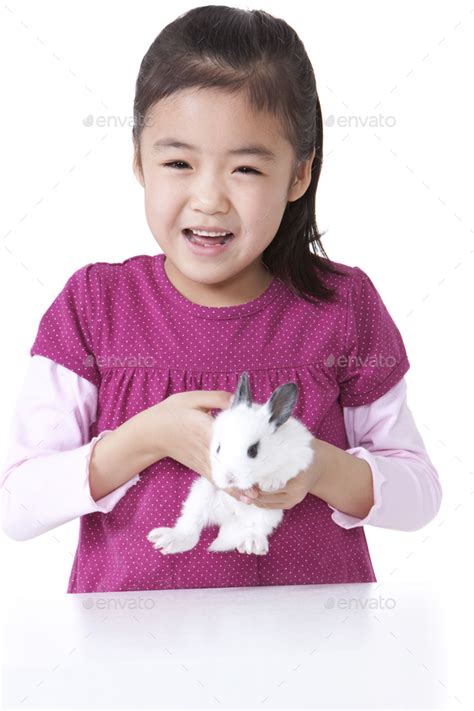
left=133, top=87, right=314, bottom=306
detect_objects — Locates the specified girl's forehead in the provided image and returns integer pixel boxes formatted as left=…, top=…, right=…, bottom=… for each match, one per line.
left=146, top=89, right=280, bottom=134
left=142, top=89, right=289, bottom=150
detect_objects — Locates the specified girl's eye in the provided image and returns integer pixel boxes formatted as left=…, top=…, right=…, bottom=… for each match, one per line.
left=164, top=161, right=189, bottom=170
left=237, top=166, right=261, bottom=175
left=163, top=161, right=261, bottom=175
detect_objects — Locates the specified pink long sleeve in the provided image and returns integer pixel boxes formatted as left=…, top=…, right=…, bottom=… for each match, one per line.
left=1, top=356, right=442, bottom=543
left=0, top=355, right=140, bottom=541
left=328, top=377, right=442, bottom=531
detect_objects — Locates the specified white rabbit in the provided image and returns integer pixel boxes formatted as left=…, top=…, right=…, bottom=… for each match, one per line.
left=147, top=371, right=314, bottom=556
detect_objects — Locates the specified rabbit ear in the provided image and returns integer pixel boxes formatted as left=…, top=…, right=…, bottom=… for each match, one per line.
left=232, top=371, right=253, bottom=408
left=267, top=382, right=298, bottom=428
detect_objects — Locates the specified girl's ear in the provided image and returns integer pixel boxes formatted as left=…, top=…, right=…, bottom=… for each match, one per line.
left=287, top=147, right=315, bottom=203
left=132, top=145, right=145, bottom=188
left=133, top=159, right=145, bottom=188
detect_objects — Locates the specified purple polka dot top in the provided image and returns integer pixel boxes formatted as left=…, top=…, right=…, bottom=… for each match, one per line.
left=30, top=252, right=410, bottom=593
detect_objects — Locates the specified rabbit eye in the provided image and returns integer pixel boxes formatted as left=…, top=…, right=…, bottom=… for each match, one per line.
left=247, top=441, right=259, bottom=459
left=216, top=444, right=220, bottom=454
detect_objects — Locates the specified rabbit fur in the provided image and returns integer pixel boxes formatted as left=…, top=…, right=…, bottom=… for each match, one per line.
left=147, top=371, right=314, bottom=556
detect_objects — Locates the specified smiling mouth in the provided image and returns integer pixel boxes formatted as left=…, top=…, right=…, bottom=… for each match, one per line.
left=183, top=228, right=235, bottom=246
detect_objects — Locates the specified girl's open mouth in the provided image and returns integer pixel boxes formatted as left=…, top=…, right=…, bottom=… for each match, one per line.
left=182, top=229, right=235, bottom=256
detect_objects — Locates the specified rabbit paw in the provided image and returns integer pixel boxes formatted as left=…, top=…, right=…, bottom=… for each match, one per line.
left=147, top=527, right=199, bottom=554
left=236, top=533, right=269, bottom=555
left=265, top=479, right=286, bottom=492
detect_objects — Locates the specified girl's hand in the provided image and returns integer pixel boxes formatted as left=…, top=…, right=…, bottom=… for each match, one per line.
left=239, top=461, right=318, bottom=510
left=157, top=390, right=232, bottom=482
left=156, top=391, right=259, bottom=504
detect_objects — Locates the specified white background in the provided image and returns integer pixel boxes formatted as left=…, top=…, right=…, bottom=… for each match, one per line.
left=0, top=0, right=472, bottom=703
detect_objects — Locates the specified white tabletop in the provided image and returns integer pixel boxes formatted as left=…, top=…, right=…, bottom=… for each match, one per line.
left=2, top=580, right=462, bottom=709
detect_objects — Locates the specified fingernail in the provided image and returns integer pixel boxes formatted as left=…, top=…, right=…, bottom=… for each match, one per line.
left=244, top=489, right=257, bottom=498
left=240, top=496, right=251, bottom=504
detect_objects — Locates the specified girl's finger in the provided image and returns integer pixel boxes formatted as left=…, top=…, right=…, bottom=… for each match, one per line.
left=240, top=495, right=286, bottom=508
left=256, top=491, right=287, bottom=501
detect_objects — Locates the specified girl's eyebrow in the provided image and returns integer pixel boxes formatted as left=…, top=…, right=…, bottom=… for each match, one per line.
left=151, top=137, right=277, bottom=162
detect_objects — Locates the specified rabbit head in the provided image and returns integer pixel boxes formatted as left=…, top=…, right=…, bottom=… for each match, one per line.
left=210, top=371, right=301, bottom=491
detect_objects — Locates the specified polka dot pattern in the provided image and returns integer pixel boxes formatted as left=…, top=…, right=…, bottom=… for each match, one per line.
left=30, top=253, right=409, bottom=593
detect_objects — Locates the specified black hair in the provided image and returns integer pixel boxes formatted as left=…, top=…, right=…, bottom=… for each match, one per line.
left=133, top=5, right=348, bottom=303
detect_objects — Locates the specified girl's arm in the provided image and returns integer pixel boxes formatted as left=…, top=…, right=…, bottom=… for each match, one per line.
left=310, top=378, right=442, bottom=531
left=0, top=356, right=142, bottom=541
left=88, top=403, right=167, bottom=500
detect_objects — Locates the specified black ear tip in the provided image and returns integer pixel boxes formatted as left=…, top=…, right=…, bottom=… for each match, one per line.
left=234, top=371, right=253, bottom=407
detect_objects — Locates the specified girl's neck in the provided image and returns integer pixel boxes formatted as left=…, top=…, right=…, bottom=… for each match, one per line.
left=163, top=256, right=274, bottom=308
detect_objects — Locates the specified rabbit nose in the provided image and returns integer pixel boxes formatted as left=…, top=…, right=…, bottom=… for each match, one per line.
left=226, top=473, right=236, bottom=485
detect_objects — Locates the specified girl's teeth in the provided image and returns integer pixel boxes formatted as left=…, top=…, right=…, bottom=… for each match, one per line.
left=191, top=229, right=231, bottom=237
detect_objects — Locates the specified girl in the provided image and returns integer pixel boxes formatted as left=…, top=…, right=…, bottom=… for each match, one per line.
left=1, top=6, right=441, bottom=593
